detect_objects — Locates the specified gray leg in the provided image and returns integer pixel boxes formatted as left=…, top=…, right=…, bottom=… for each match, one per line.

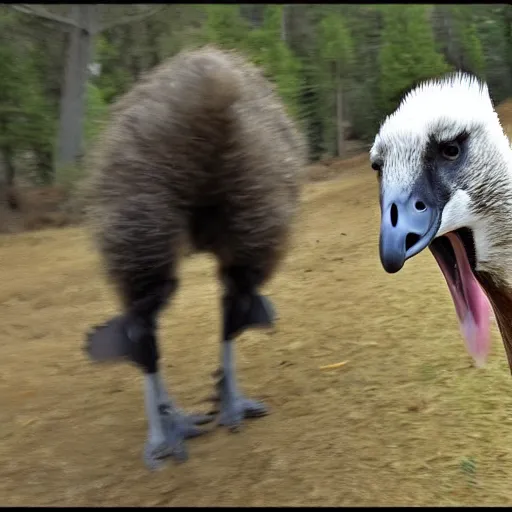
left=212, top=265, right=275, bottom=431
left=215, top=340, right=268, bottom=431
left=84, top=201, right=216, bottom=469
left=143, top=372, right=213, bottom=469
left=85, top=302, right=213, bottom=470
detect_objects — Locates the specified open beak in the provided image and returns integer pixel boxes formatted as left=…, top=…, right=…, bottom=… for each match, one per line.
left=429, top=230, right=492, bottom=367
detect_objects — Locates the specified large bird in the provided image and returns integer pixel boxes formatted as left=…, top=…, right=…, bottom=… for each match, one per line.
left=83, top=46, right=307, bottom=469
left=370, top=72, right=512, bottom=368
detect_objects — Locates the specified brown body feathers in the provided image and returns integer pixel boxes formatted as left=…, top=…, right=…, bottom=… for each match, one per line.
left=86, top=46, right=308, bottom=305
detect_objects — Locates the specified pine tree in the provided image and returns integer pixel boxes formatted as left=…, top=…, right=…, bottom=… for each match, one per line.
left=246, top=6, right=302, bottom=120
left=317, top=11, right=353, bottom=157
left=378, top=5, right=451, bottom=116
left=201, top=5, right=250, bottom=49
left=0, top=8, right=54, bottom=184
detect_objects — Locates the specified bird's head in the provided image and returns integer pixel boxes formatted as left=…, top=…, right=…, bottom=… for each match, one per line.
left=371, top=72, right=512, bottom=369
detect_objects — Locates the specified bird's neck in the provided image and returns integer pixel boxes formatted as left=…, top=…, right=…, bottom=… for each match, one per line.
left=475, top=144, right=512, bottom=375
left=480, top=143, right=512, bottom=287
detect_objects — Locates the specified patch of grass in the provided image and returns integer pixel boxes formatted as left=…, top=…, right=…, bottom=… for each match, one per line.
left=460, top=457, right=477, bottom=487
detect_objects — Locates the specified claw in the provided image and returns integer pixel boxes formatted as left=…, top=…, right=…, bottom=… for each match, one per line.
left=187, top=413, right=216, bottom=426
left=207, top=393, right=221, bottom=403
left=144, top=410, right=213, bottom=469
left=144, top=440, right=174, bottom=471
left=218, top=397, right=269, bottom=430
left=213, top=368, right=268, bottom=430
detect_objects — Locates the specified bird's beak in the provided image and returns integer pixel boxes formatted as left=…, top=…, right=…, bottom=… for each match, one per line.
left=379, top=189, right=442, bottom=273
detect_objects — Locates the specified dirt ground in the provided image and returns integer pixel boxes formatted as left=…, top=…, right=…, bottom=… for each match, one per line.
left=2, top=161, right=512, bottom=506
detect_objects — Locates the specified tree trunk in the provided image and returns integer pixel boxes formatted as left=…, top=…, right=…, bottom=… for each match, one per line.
left=9, top=4, right=160, bottom=182
left=34, top=145, right=55, bottom=185
left=55, top=5, right=96, bottom=178
left=0, top=149, right=18, bottom=211
left=336, top=66, right=344, bottom=158
left=146, top=18, right=161, bottom=68
left=504, top=6, right=512, bottom=85
left=4, top=148, right=16, bottom=187
left=240, top=5, right=264, bottom=28
left=281, top=5, right=287, bottom=42
left=0, top=148, right=9, bottom=188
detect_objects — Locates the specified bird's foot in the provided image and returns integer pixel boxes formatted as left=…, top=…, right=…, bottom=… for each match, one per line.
left=144, top=406, right=213, bottom=470
left=211, top=369, right=268, bottom=432
left=218, top=396, right=268, bottom=431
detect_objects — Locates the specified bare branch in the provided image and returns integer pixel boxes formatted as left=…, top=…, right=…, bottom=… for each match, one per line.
left=97, top=5, right=164, bottom=34
left=8, top=4, right=79, bottom=29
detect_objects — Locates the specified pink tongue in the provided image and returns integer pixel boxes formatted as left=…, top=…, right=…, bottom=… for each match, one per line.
left=433, top=233, right=492, bottom=367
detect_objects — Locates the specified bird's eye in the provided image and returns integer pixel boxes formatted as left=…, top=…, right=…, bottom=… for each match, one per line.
left=440, top=142, right=460, bottom=161
left=371, top=162, right=382, bottom=172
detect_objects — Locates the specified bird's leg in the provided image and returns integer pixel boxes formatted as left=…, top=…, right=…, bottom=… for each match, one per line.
left=85, top=278, right=213, bottom=469
left=143, top=369, right=213, bottom=469
left=213, top=266, right=275, bottom=431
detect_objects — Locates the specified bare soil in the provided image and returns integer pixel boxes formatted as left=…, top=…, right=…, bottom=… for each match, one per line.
left=1, top=159, right=512, bottom=506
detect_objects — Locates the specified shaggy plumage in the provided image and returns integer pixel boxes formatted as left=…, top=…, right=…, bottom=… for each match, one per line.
left=84, top=46, right=308, bottom=469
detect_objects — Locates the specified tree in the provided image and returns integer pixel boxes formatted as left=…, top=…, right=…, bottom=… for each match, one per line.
left=432, top=6, right=485, bottom=78
left=378, top=5, right=451, bottom=116
left=246, top=6, right=302, bottom=120
left=470, top=5, right=512, bottom=104
left=4, top=2, right=512, bottom=186
left=504, top=5, right=512, bottom=86
left=200, top=5, right=250, bottom=49
left=198, top=6, right=302, bottom=119
left=317, top=11, right=353, bottom=157
left=10, top=4, right=164, bottom=181
left=0, top=8, right=53, bottom=186
left=334, top=6, right=383, bottom=142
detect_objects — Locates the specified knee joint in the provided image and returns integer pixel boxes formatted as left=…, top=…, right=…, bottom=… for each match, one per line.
left=222, top=292, right=276, bottom=340
left=126, top=316, right=160, bottom=373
